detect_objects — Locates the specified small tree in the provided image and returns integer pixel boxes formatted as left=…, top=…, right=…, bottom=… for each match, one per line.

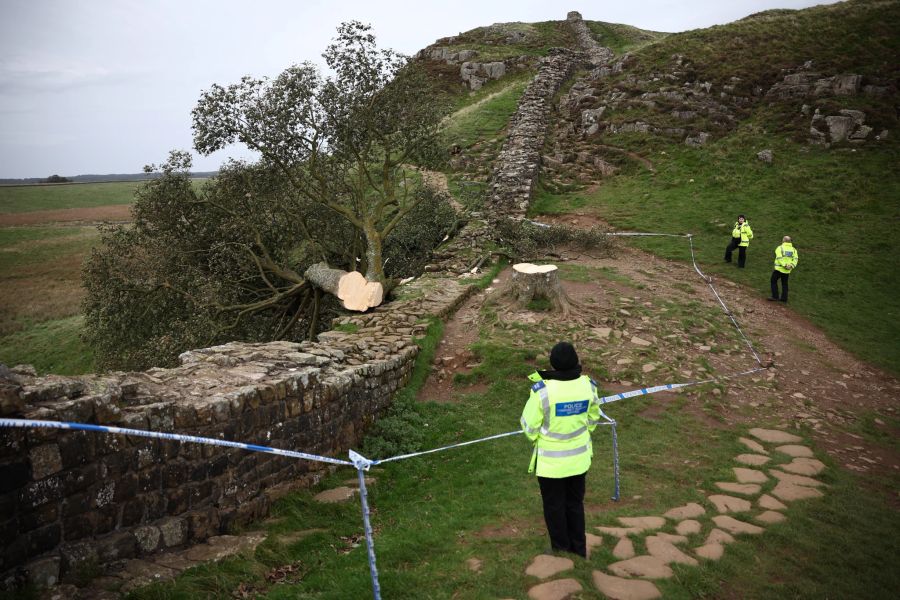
left=192, top=21, right=447, bottom=286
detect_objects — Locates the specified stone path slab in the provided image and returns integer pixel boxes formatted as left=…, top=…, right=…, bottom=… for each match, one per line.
left=771, top=482, right=824, bottom=502
left=748, top=428, right=803, bottom=443
left=775, top=444, right=813, bottom=457
left=758, top=494, right=788, bottom=510
left=313, top=486, right=358, bottom=503
left=598, top=526, right=642, bottom=537
left=526, top=555, right=574, bottom=579
left=694, top=543, right=724, bottom=560
left=739, top=437, right=768, bottom=454
left=655, top=532, right=688, bottom=545
left=608, top=556, right=674, bottom=579
left=705, top=528, right=735, bottom=545
left=715, top=482, right=762, bottom=495
left=756, top=510, right=787, bottom=524
left=770, top=470, right=825, bottom=487
left=527, top=578, right=582, bottom=600
left=735, top=454, right=771, bottom=466
left=618, top=516, right=666, bottom=531
left=645, top=536, right=699, bottom=566
left=676, top=520, right=702, bottom=535
left=734, top=467, right=769, bottom=483
left=709, top=494, right=752, bottom=513
left=780, top=458, right=826, bottom=476
left=663, top=502, right=705, bottom=520
left=613, top=536, right=635, bottom=559
left=593, top=570, right=662, bottom=600
left=711, top=516, right=764, bottom=535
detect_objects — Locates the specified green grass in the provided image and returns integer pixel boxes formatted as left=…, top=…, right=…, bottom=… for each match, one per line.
left=585, top=21, right=668, bottom=55
left=443, top=78, right=529, bottom=149
left=0, top=225, right=100, bottom=373
left=0, top=181, right=141, bottom=213
left=625, top=0, right=900, bottom=86
left=125, top=297, right=900, bottom=599
left=532, top=127, right=900, bottom=376
left=0, top=315, right=95, bottom=375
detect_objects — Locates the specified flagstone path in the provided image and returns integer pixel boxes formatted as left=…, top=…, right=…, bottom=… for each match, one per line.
left=520, top=428, right=828, bottom=599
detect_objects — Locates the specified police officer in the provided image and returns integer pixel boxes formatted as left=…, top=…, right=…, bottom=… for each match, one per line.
left=724, top=214, right=753, bottom=268
left=520, top=342, right=602, bottom=558
left=768, top=236, right=799, bottom=302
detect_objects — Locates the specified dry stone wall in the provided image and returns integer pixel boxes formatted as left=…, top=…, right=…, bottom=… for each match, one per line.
left=486, top=48, right=581, bottom=218
left=0, top=276, right=476, bottom=589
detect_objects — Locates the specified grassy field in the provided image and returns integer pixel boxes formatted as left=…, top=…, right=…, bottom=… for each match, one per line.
left=117, top=269, right=899, bottom=599
left=530, top=125, right=900, bottom=376
left=0, top=181, right=148, bottom=373
left=0, top=181, right=142, bottom=213
left=0, top=225, right=99, bottom=374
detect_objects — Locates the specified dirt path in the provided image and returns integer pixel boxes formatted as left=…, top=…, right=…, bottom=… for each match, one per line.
left=417, top=220, right=900, bottom=498
left=0, top=204, right=132, bottom=226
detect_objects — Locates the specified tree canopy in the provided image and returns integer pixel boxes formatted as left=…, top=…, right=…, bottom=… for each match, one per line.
left=83, top=23, right=455, bottom=370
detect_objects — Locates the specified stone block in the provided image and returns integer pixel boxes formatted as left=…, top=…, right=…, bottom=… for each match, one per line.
left=25, top=556, right=60, bottom=588
left=97, top=531, right=137, bottom=562
left=158, top=517, right=187, bottom=548
left=134, top=525, right=161, bottom=554
left=29, top=444, right=63, bottom=480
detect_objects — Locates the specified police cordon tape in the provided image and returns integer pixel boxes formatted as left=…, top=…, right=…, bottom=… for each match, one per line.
left=0, top=228, right=770, bottom=598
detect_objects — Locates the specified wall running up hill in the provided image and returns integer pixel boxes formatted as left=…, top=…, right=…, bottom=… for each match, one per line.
left=487, top=12, right=613, bottom=218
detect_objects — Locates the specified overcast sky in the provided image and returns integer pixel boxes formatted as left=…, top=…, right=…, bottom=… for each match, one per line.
left=0, top=0, right=841, bottom=178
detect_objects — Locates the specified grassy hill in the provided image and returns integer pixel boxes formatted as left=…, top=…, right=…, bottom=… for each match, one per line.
left=439, top=0, right=900, bottom=375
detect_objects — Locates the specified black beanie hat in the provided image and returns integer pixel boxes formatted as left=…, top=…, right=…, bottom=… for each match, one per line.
left=550, top=342, right=579, bottom=371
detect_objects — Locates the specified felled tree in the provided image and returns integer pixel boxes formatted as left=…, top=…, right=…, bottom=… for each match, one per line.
left=83, top=149, right=455, bottom=370
left=192, top=21, right=447, bottom=302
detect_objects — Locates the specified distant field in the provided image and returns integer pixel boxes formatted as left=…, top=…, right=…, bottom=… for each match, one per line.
left=0, top=181, right=142, bottom=213
left=0, top=225, right=100, bottom=374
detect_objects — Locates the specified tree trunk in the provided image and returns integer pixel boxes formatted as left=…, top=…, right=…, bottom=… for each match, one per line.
left=509, top=263, right=572, bottom=314
left=304, top=262, right=384, bottom=312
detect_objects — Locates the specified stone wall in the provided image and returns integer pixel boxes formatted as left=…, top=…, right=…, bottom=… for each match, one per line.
left=486, top=48, right=581, bottom=218
left=0, top=276, right=475, bottom=589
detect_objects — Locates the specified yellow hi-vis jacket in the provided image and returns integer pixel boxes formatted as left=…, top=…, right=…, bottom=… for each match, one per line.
left=520, top=372, right=602, bottom=478
left=774, top=242, right=799, bottom=274
left=732, top=221, right=754, bottom=247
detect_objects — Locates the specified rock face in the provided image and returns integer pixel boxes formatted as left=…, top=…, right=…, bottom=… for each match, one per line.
left=461, top=61, right=508, bottom=90
left=767, top=70, right=863, bottom=98
left=0, top=275, right=477, bottom=587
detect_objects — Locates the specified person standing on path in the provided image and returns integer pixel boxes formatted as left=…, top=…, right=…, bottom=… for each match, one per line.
left=520, top=342, right=603, bottom=558
left=724, top=214, right=754, bottom=268
left=769, top=236, right=799, bottom=302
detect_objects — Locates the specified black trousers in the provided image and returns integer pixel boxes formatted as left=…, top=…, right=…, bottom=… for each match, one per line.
left=724, top=238, right=747, bottom=267
left=771, top=270, right=790, bottom=301
left=538, top=473, right=586, bottom=557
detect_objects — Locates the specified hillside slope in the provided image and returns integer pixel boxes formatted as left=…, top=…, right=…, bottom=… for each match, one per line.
left=429, top=0, right=900, bottom=374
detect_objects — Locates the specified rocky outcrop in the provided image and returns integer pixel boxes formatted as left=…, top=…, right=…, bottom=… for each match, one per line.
left=767, top=71, right=863, bottom=98
left=0, top=276, right=476, bottom=589
left=486, top=48, right=581, bottom=218
left=416, top=46, right=478, bottom=63
left=809, top=108, right=881, bottom=144
left=460, top=61, right=507, bottom=90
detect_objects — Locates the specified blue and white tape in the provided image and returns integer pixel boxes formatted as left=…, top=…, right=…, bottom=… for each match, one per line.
left=0, top=418, right=353, bottom=466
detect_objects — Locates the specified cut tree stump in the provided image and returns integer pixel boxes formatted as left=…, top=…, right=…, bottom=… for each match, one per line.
left=507, top=263, right=573, bottom=314
left=304, top=263, right=384, bottom=312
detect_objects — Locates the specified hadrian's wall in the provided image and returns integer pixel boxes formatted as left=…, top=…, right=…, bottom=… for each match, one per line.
left=0, top=277, right=476, bottom=589
left=486, top=14, right=613, bottom=218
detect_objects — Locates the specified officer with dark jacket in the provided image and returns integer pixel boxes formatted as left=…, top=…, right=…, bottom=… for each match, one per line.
left=724, top=214, right=754, bottom=268
left=521, top=342, right=602, bottom=557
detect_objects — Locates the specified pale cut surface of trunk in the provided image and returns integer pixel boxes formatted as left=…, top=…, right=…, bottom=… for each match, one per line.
left=509, top=263, right=572, bottom=314
left=305, top=263, right=384, bottom=312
